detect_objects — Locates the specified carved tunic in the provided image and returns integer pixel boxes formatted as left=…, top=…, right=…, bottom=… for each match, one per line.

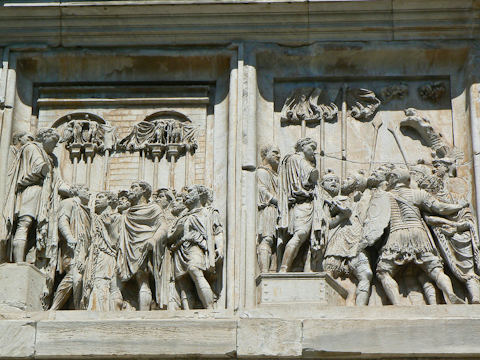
left=57, top=198, right=91, bottom=274
left=84, top=211, right=122, bottom=311
left=381, top=186, right=437, bottom=260
left=257, top=166, right=278, bottom=238
left=324, top=196, right=363, bottom=259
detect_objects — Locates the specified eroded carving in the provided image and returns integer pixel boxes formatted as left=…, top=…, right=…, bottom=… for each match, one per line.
left=418, top=81, right=446, bottom=101
left=372, top=168, right=467, bottom=305
left=1, top=128, right=70, bottom=267
left=401, top=108, right=464, bottom=162
left=51, top=184, right=91, bottom=310
left=346, top=88, right=381, bottom=120
left=380, top=83, right=409, bottom=102
left=280, top=87, right=338, bottom=124
left=118, top=120, right=198, bottom=152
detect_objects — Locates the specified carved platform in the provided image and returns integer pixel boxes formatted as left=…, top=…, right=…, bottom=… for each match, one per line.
left=0, top=263, right=45, bottom=311
left=256, top=272, right=347, bottom=306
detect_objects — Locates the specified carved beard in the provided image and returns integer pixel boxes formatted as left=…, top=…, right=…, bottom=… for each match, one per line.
left=324, top=183, right=339, bottom=197
left=172, top=203, right=186, bottom=216
left=367, top=175, right=383, bottom=188
left=128, top=191, right=142, bottom=205
left=184, top=196, right=197, bottom=207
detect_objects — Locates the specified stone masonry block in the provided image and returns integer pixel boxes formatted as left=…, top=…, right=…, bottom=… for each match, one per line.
left=237, top=318, right=302, bottom=357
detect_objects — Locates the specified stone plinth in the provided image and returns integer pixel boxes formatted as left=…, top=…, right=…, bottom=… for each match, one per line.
left=0, top=263, right=45, bottom=311
left=256, top=272, right=347, bottom=306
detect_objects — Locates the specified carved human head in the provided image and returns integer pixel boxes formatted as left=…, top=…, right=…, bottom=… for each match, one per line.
left=154, top=188, right=175, bottom=209
left=12, top=130, right=34, bottom=147
left=183, top=185, right=202, bottom=209
left=117, top=190, right=131, bottom=213
left=95, top=191, right=118, bottom=213
left=36, top=128, right=60, bottom=154
left=321, top=170, right=340, bottom=197
left=294, top=138, right=317, bottom=163
left=432, top=158, right=455, bottom=179
left=69, top=184, right=90, bottom=205
left=128, top=181, right=152, bottom=205
left=171, top=191, right=187, bottom=216
left=342, top=170, right=367, bottom=195
left=198, top=185, right=214, bottom=207
left=386, top=168, right=410, bottom=188
left=419, top=174, right=444, bottom=194
left=260, top=144, right=281, bottom=171
left=367, top=164, right=393, bottom=188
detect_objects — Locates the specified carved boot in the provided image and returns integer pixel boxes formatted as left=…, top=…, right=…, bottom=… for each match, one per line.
left=466, top=278, right=480, bottom=304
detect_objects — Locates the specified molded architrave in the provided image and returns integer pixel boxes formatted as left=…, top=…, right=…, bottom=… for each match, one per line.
left=0, top=0, right=478, bottom=47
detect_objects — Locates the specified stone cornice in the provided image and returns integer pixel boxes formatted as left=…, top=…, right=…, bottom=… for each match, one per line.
left=0, top=0, right=478, bottom=47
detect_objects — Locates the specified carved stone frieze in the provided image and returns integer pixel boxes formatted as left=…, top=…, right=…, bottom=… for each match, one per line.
left=418, top=81, right=446, bottom=101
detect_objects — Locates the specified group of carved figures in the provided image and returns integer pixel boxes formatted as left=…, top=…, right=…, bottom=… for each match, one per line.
left=257, top=138, right=480, bottom=306
left=1, top=128, right=224, bottom=311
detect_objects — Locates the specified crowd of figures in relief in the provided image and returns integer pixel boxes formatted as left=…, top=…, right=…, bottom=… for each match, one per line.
left=257, top=136, right=479, bottom=306
left=0, top=126, right=223, bottom=311
left=259, top=82, right=478, bottom=306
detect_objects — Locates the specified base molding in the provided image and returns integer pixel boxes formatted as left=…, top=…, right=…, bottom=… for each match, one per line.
left=1, top=306, right=480, bottom=358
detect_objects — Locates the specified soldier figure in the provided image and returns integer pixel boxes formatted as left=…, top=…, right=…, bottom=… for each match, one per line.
left=371, top=168, right=467, bottom=305
left=322, top=171, right=373, bottom=306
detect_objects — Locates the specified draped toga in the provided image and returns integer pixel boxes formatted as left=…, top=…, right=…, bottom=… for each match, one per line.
left=117, top=203, right=164, bottom=282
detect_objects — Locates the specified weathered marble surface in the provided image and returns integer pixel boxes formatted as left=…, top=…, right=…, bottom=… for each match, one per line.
left=1, top=0, right=480, bottom=358
left=0, top=307, right=479, bottom=358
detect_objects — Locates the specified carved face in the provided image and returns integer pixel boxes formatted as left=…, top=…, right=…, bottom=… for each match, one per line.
left=265, top=146, right=281, bottom=169
left=19, top=133, right=34, bottom=146
left=367, top=168, right=386, bottom=188
left=118, top=197, right=131, bottom=212
left=95, top=192, right=109, bottom=212
left=77, top=187, right=90, bottom=205
left=342, top=175, right=357, bottom=194
left=302, top=142, right=317, bottom=162
left=156, top=192, right=169, bottom=209
left=42, top=135, right=60, bottom=155
left=433, top=163, right=448, bottom=178
left=128, top=182, right=145, bottom=204
left=184, top=186, right=200, bottom=208
left=323, top=175, right=340, bottom=196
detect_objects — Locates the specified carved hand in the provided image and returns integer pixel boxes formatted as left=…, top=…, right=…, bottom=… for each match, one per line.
left=455, top=221, right=471, bottom=232
left=67, top=237, right=77, bottom=249
left=215, top=247, right=224, bottom=261
left=440, top=224, right=457, bottom=237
